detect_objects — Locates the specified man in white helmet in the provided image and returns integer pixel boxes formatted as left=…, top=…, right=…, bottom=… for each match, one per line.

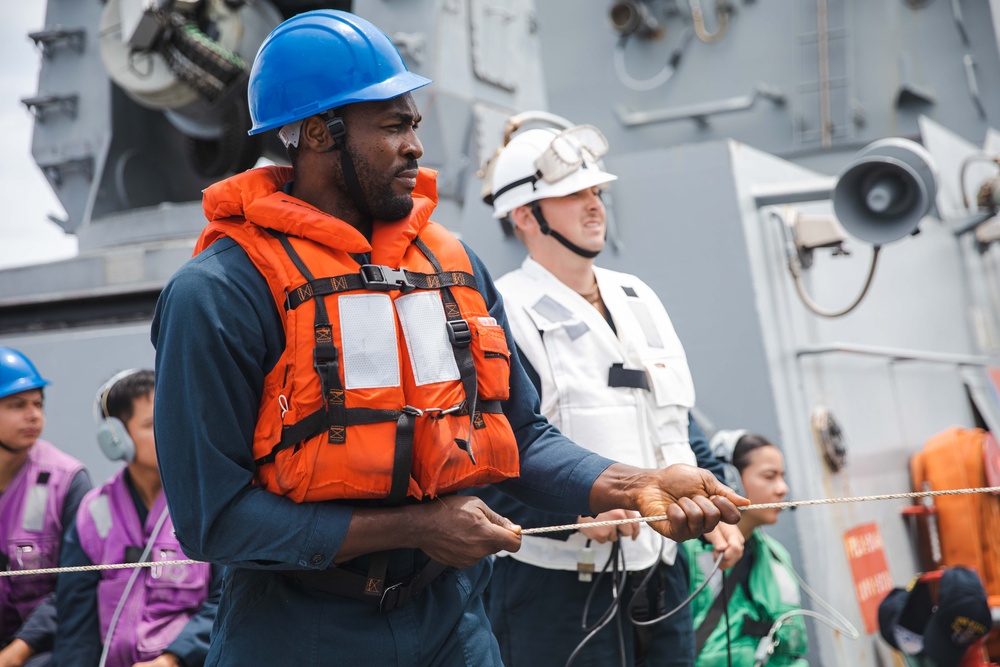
left=476, top=124, right=745, bottom=666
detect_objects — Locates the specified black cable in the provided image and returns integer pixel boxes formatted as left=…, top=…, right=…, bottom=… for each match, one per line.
left=565, top=541, right=629, bottom=667
left=723, top=569, right=732, bottom=667
left=627, top=546, right=723, bottom=627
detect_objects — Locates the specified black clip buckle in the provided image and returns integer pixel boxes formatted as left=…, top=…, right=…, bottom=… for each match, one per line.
left=447, top=320, right=472, bottom=347
left=360, top=264, right=415, bottom=293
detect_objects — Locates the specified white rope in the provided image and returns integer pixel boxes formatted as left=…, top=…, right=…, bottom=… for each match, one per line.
left=0, top=558, right=200, bottom=578
left=4, top=485, right=997, bottom=575
left=520, top=485, right=1000, bottom=535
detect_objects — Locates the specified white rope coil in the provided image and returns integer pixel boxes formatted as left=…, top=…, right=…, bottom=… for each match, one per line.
left=520, top=485, right=1000, bottom=535
left=4, top=486, right=997, bottom=576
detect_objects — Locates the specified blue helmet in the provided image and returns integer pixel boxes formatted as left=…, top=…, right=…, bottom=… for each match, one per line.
left=247, top=10, right=432, bottom=135
left=0, top=347, right=49, bottom=400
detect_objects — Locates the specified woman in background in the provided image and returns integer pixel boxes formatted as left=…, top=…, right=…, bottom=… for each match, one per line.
left=683, top=432, right=808, bottom=667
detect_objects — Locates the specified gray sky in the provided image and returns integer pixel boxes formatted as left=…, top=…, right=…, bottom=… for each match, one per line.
left=0, top=4, right=78, bottom=270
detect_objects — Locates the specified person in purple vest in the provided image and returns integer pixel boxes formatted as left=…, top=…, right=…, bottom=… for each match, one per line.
left=0, top=347, right=92, bottom=667
left=54, top=370, right=221, bottom=667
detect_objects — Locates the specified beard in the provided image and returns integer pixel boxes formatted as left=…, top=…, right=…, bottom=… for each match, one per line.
left=347, top=145, right=417, bottom=221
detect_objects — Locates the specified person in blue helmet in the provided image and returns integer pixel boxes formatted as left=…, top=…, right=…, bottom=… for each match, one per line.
left=150, top=10, right=747, bottom=667
left=0, top=347, right=92, bottom=667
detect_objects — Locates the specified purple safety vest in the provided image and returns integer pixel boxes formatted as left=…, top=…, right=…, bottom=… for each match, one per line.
left=76, top=469, right=211, bottom=667
left=0, top=439, right=84, bottom=639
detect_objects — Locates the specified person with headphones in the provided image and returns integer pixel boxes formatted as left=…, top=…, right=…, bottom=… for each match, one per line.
left=683, top=431, right=808, bottom=667
left=0, top=348, right=92, bottom=667
left=473, top=123, right=744, bottom=667
left=149, top=9, right=746, bottom=666
left=53, top=370, right=221, bottom=667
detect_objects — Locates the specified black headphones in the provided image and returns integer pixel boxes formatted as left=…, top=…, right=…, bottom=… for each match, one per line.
left=93, top=369, right=143, bottom=463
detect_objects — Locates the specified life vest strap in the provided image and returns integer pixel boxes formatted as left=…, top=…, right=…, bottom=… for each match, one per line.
left=284, top=268, right=479, bottom=310
left=269, top=230, right=351, bottom=446
left=413, top=236, right=480, bottom=466
left=608, top=363, right=650, bottom=390
left=254, top=407, right=404, bottom=467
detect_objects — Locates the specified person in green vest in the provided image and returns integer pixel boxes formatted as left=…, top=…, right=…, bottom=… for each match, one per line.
left=683, top=432, right=808, bottom=667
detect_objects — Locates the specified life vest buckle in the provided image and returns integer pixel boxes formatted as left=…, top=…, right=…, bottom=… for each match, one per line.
left=360, top=264, right=415, bottom=293
left=424, top=402, right=465, bottom=420
left=446, top=319, right=472, bottom=347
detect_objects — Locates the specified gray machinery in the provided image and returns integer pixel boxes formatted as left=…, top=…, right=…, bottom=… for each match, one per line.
left=4, top=1, right=1000, bottom=664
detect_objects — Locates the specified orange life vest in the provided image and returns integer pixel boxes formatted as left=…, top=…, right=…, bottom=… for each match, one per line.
left=911, top=427, right=1000, bottom=659
left=195, top=165, right=520, bottom=503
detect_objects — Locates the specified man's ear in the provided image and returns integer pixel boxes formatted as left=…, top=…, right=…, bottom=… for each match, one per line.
left=300, top=115, right=336, bottom=153
left=510, top=205, right=536, bottom=233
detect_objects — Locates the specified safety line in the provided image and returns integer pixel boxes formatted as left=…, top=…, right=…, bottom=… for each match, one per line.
left=0, top=559, right=199, bottom=578
left=4, top=486, right=997, bottom=576
left=520, top=485, right=1000, bottom=535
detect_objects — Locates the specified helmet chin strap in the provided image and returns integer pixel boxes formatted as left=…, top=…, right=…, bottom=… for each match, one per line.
left=322, top=112, right=373, bottom=222
left=530, top=203, right=601, bottom=259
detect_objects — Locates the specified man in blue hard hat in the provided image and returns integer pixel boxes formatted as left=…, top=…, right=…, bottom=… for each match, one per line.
left=0, top=347, right=92, bottom=667
left=151, top=10, right=747, bottom=666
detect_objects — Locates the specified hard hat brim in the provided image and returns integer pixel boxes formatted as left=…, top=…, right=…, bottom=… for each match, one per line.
left=492, top=170, right=618, bottom=218
left=249, top=71, right=432, bottom=135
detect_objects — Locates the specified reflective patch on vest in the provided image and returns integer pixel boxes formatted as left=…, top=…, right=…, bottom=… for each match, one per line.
left=531, top=295, right=589, bottom=341
left=770, top=560, right=801, bottom=605
left=396, top=292, right=460, bottom=385
left=628, top=301, right=663, bottom=348
left=532, top=294, right=572, bottom=323
left=21, top=484, right=48, bottom=532
left=339, top=294, right=401, bottom=389
left=88, top=494, right=113, bottom=540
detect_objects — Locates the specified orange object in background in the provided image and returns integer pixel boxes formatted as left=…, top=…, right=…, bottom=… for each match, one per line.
left=911, top=427, right=1000, bottom=661
left=844, top=522, right=894, bottom=634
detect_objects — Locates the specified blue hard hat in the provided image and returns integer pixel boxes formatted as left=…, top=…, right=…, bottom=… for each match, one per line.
left=0, top=347, right=50, bottom=400
left=247, top=10, right=432, bottom=135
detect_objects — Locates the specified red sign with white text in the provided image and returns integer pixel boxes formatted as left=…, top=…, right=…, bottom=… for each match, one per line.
left=844, top=522, right=894, bottom=634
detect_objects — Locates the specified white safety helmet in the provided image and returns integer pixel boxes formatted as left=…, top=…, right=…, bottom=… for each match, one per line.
left=490, top=126, right=618, bottom=219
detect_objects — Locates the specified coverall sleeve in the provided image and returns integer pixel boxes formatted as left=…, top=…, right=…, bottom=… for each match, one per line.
left=467, top=350, right=581, bottom=538
left=13, top=468, right=92, bottom=653
left=462, top=243, right=615, bottom=515
left=163, top=564, right=224, bottom=667
left=151, top=239, right=351, bottom=571
left=53, top=519, right=103, bottom=667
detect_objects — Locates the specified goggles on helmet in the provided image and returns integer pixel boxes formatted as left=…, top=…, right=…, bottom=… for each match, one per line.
left=492, top=125, right=610, bottom=202
left=535, top=125, right=609, bottom=183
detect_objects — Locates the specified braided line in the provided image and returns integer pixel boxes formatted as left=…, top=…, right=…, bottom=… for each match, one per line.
left=0, top=559, right=200, bottom=578
left=520, top=485, right=1000, bottom=535
left=5, top=486, right=997, bottom=574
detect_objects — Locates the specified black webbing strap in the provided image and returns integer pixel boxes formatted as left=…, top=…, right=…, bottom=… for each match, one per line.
left=413, top=237, right=479, bottom=465
left=253, top=407, right=402, bottom=466
left=366, top=406, right=419, bottom=599
left=270, top=231, right=346, bottom=445
left=388, top=408, right=417, bottom=505
left=285, top=268, right=478, bottom=310
left=694, top=548, right=754, bottom=654
left=608, top=363, right=650, bottom=390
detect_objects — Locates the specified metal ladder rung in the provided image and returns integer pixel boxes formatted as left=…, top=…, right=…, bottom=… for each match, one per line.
left=39, top=156, right=94, bottom=187
left=28, top=27, right=85, bottom=57
left=20, top=94, right=79, bottom=122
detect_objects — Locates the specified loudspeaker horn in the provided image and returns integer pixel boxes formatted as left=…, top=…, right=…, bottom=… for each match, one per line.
left=832, top=138, right=939, bottom=246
